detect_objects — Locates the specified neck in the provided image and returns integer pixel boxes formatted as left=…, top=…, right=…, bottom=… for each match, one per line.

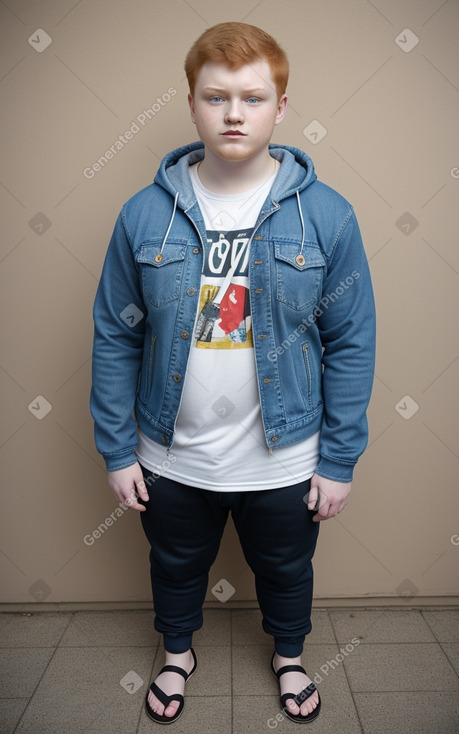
left=197, top=149, right=277, bottom=195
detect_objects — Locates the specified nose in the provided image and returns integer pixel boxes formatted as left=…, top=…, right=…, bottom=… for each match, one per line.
left=225, top=99, right=244, bottom=124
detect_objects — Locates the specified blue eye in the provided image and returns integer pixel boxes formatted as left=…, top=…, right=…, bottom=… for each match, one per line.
left=210, top=96, right=224, bottom=103
left=247, top=97, right=260, bottom=104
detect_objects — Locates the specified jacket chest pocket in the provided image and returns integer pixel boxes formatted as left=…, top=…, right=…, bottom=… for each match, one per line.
left=273, top=242, right=325, bottom=311
left=135, top=242, right=187, bottom=307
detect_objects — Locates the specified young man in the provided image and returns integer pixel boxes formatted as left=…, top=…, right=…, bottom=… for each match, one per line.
left=90, top=22, right=375, bottom=725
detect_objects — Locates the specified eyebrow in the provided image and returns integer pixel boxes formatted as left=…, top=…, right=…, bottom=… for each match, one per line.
left=202, top=87, right=266, bottom=95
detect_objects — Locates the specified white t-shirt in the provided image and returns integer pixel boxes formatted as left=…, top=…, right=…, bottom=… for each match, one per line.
left=136, top=161, right=320, bottom=490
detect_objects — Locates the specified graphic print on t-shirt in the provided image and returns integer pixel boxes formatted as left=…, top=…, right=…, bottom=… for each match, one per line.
left=194, top=228, right=254, bottom=349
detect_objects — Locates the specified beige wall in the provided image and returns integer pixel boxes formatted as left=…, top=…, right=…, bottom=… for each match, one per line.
left=1, top=0, right=458, bottom=607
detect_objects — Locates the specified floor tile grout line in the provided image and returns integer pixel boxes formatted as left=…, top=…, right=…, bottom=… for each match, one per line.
left=343, top=687, right=459, bottom=694
left=54, top=611, right=161, bottom=706
left=135, top=643, right=157, bottom=734
left=12, top=638, right=67, bottom=734
left=4, top=639, right=459, bottom=648
left=438, top=641, right=459, bottom=681
left=51, top=606, right=158, bottom=651
left=420, top=608, right=459, bottom=644
left=329, top=606, right=440, bottom=644
left=10, top=611, right=76, bottom=733
left=310, top=640, right=459, bottom=646
left=432, top=639, right=459, bottom=683
left=327, top=608, right=366, bottom=733
left=0, top=643, right=164, bottom=649
left=2, top=607, right=458, bottom=732
left=5, top=640, right=455, bottom=649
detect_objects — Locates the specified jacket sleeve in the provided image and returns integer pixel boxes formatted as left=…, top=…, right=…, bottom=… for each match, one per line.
left=90, top=208, right=145, bottom=471
left=315, top=208, right=376, bottom=482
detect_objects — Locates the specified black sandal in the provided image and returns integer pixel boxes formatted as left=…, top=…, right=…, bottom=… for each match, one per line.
left=271, top=652, right=321, bottom=724
left=145, top=648, right=197, bottom=725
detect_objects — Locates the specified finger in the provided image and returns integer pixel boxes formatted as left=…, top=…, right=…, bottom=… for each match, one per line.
left=135, top=477, right=150, bottom=502
left=121, top=488, right=146, bottom=512
left=122, top=496, right=146, bottom=512
left=311, top=487, right=330, bottom=520
left=306, top=485, right=319, bottom=511
left=314, top=499, right=331, bottom=522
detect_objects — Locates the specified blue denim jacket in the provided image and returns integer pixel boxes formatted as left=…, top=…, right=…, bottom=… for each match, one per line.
left=90, top=141, right=376, bottom=481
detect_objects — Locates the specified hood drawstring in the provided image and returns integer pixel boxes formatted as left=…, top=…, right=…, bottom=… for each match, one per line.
left=296, top=190, right=306, bottom=265
left=158, top=192, right=179, bottom=259
left=158, top=191, right=305, bottom=264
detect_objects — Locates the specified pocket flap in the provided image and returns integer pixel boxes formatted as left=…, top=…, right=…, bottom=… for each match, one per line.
left=136, top=242, right=187, bottom=267
left=274, top=242, right=325, bottom=270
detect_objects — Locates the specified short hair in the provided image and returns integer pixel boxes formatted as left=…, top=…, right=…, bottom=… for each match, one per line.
left=185, top=22, right=289, bottom=101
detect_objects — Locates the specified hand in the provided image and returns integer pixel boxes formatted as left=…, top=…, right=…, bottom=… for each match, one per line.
left=107, top=462, right=149, bottom=512
left=307, top=473, right=351, bottom=522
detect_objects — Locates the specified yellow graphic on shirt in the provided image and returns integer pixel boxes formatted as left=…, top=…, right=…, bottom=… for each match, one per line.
left=195, top=284, right=253, bottom=349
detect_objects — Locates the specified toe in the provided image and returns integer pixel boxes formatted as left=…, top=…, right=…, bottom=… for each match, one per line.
left=148, top=690, right=164, bottom=716
left=300, top=690, right=319, bottom=717
left=148, top=690, right=180, bottom=719
left=300, top=701, right=311, bottom=716
left=286, top=697, right=300, bottom=715
left=164, top=701, right=180, bottom=718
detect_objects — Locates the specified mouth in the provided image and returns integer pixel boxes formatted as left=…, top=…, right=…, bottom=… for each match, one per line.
left=221, top=130, right=246, bottom=137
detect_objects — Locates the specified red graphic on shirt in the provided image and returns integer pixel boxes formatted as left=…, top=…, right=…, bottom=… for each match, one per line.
left=218, top=285, right=246, bottom=334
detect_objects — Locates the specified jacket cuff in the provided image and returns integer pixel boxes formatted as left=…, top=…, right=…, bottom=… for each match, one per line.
left=102, top=449, right=139, bottom=473
left=314, top=456, right=355, bottom=483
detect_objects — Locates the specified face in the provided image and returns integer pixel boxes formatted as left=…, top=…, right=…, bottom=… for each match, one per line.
left=188, top=59, right=287, bottom=163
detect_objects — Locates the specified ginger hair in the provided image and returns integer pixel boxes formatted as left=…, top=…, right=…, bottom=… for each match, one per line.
left=185, top=22, right=289, bottom=100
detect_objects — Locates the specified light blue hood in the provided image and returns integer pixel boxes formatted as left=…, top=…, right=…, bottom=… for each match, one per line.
left=153, top=141, right=317, bottom=210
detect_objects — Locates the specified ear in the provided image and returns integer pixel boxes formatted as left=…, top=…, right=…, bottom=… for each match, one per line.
left=188, top=93, right=196, bottom=124
left=275, top=93, right=288, bottom=126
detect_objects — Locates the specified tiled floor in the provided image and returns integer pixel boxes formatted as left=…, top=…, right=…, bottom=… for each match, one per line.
left=0, top=606, right=458, bottom=734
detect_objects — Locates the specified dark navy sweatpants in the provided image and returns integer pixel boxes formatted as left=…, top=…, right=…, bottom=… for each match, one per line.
left=139, top=466, right=320, bottom=657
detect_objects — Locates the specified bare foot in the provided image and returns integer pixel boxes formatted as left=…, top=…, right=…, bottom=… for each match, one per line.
left=147, top=649, right=195, bottom=719
left=272, top=653, right=319, bottom=718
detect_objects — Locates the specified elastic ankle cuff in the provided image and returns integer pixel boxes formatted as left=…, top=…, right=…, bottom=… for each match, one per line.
left=163, top=634, right=193, bottom=654
left=274, top=639, right=304, bottom=658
